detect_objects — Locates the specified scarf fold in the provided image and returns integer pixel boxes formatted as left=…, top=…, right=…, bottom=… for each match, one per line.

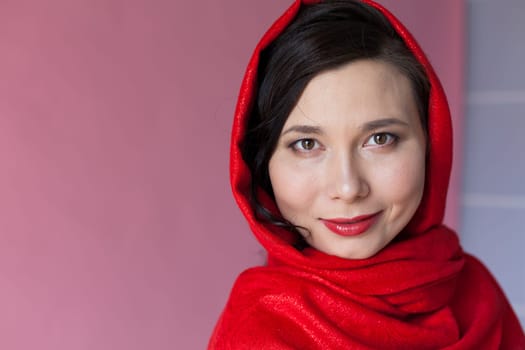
left=209, top=0, right=525, bottom=348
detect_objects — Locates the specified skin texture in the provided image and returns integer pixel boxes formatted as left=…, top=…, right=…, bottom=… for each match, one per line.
left=268, top=59, right=427, bottom=259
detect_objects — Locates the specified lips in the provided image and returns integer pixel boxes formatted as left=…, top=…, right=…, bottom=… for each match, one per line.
left=321, top=212, right=382, bottom=237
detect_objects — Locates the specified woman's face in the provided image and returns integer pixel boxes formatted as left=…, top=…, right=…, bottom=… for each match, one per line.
left=268, top=60, right=427, bottom=259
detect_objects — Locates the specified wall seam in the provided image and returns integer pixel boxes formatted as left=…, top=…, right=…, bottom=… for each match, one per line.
left=463, top=193, right=525, bottom=209
left=468, top=90, right=525, bottom=105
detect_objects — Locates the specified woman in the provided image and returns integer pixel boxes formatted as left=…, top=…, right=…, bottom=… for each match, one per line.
left=209, top=0, right=525, bottom=348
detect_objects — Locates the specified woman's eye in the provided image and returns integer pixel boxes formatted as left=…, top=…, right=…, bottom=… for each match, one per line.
left=365, top=132, right=398, bottom=147
left=291, top=138, right=319, bottom=152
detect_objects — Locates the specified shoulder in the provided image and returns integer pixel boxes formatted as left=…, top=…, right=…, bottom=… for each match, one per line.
left=452, top=252, right=525, bottom=347
left=220, top=265, right=314, bottom=321
left=208, top=266, right=308, bottom=349
left=454, top=253, right=506, bottom=308
left=459, top=253, right=506, bottom=295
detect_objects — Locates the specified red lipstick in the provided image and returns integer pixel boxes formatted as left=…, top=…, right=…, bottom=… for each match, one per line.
left=321, top=212, right=381, bottom=237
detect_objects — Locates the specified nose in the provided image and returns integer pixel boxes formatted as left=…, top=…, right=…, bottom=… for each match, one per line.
left=327, top=152, right=369, bottom=202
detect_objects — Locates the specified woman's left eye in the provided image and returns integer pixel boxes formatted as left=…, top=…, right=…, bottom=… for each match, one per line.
left=364, top=132, right=398, bottom=147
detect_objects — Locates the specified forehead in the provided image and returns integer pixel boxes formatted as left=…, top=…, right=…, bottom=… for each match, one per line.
left=286, top=59, right=418, bottom=127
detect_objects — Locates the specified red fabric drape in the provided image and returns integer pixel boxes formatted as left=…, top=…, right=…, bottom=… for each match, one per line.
left=209, top=1, right=525, bottom=348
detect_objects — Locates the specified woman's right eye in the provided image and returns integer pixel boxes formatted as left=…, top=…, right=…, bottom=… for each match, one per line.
left=290, top=138, right=319, bottom=152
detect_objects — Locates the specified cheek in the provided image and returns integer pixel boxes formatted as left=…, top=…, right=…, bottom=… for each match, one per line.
left=268, top=159, right=319, bottom=218
left=373, top=153, right=425, bottom=206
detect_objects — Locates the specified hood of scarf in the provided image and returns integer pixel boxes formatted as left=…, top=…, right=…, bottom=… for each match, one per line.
left=230, top=0, right=460, bottom=313
left=212, top=0, right=525, bottom=348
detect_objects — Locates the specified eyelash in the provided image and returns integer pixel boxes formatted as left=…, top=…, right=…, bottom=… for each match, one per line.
left=288, top=132, right=399, bottom=154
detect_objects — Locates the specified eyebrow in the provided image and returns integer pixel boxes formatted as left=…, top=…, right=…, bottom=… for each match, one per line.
left=281, top=125, right=323, bottom=136
left=281, top=118, right=409, bottom=136
left=360, top=118, right=410, bottom=132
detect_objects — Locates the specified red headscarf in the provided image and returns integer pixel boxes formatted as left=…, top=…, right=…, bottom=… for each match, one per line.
left=209, top=1, right=525, bottom=348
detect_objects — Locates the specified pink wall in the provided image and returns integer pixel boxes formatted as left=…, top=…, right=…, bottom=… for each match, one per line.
left=0, top=1, right=463, bottom=349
